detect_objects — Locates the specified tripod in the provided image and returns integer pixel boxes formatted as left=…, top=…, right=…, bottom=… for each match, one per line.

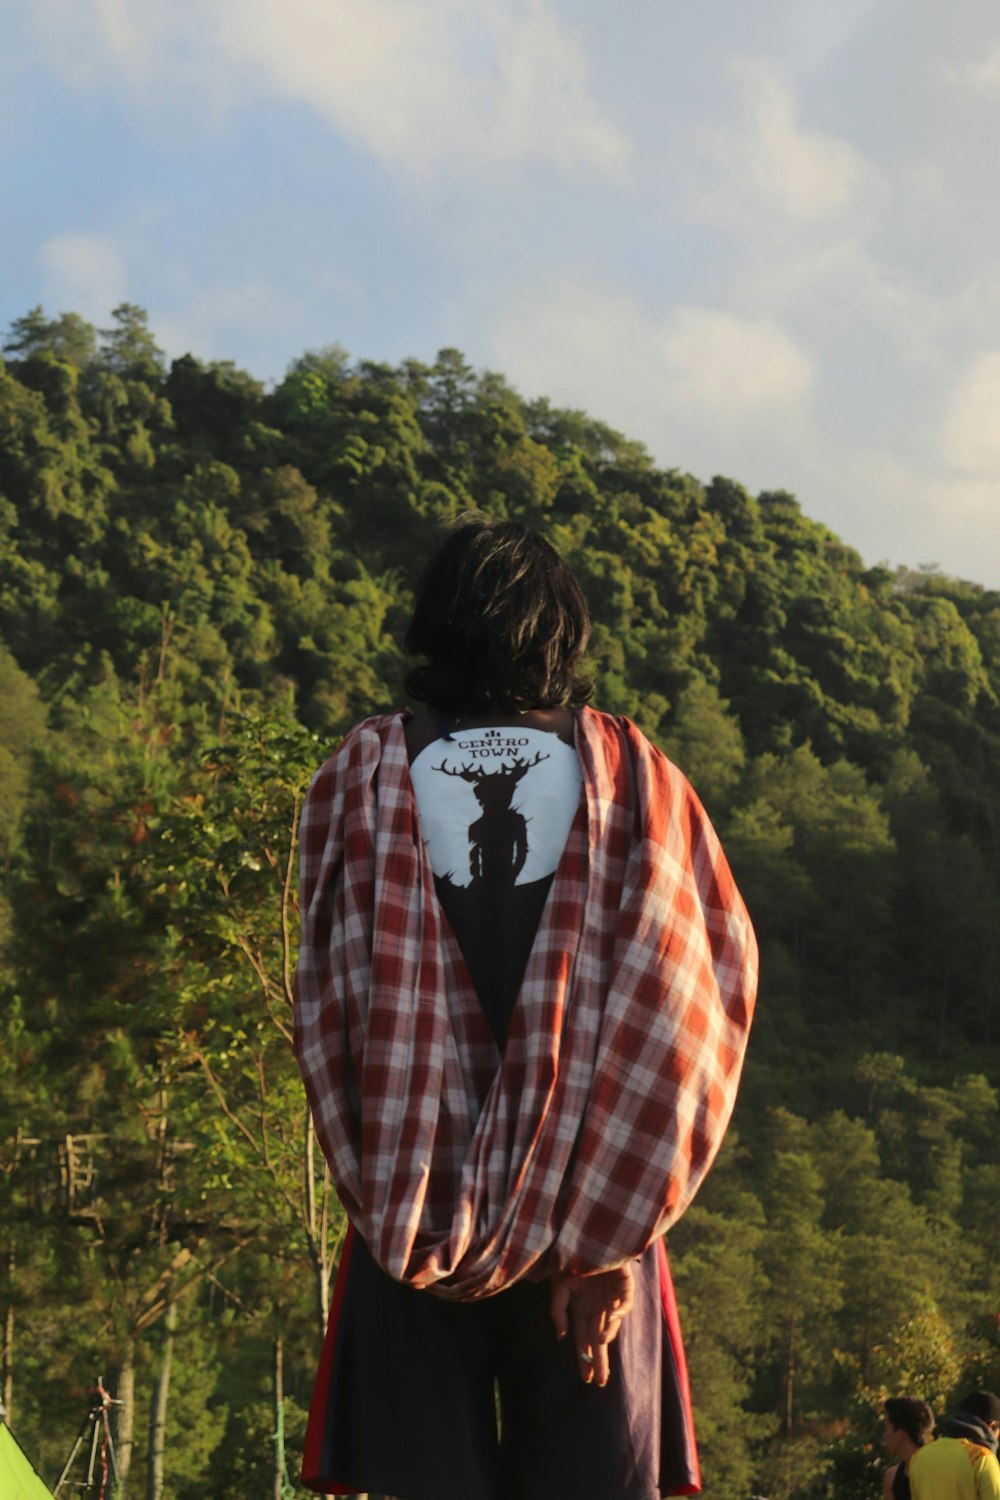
left=54, top=1377, right=121, bottom=1498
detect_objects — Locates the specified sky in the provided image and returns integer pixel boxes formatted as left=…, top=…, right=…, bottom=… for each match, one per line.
left=3, top=0, right=1000, bottom=586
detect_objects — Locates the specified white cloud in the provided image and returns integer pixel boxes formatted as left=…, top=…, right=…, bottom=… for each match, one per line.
left=942, top=42, right=1000, bottom=94
left=691, top=57, right=883, bottom=230
left=834, top=444, right=998, bottom=578
left=38, top=226, right=307, bottom=372
left=212, top=0, right=629, bottom=176
left=154, top=280, right=305, bottom=365
left=484, top=1, right=628, bottom=175
left=778, top=0, right=883, bottom=75
left=488, top=278, right=816, bottom=486
left=941, top=351, right=1000, bottom=476
left=40, top=232, right=127, bottom=320
left=726, top=235, right=956, bottom=370
left=92, top=0, right=148, bottom=73
left=485, top=275, right=997, bottom=580
left=657, top=304, right=814, bottom=416
left=25, top=0, right=629, bottom=178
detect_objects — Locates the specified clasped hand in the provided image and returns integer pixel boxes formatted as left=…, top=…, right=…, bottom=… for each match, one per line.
left=549, top=1262, right=636, bottom=1387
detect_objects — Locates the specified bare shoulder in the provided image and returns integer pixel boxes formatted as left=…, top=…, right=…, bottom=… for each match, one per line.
left=403, top=710, right=440, bottom=761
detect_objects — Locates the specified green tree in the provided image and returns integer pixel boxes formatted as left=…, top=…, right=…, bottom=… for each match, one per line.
left=153, top=710, right=345, bottom=1337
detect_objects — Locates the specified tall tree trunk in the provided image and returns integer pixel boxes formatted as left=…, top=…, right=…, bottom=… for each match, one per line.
left=1, top=1238, right=13, bottom=1422
left=784, top=1308, right=796, bottom=1439
left=273, top=1334, right=285, bottom=1500
left=113, top=1338, right=135, bottom=1497
left=305, top=1112, right=333, bottom=1336
left=147, top=1301, right=177, bottom=1500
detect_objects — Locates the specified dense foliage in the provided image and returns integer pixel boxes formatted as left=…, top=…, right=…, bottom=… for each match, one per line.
left=1, top=304, right=998, bottom=1500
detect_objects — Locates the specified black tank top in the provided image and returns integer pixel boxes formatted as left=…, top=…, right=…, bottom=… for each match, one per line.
left=892, top=1462, right=910, bottom=1500
left=408, top=720, right=581, bottom=1048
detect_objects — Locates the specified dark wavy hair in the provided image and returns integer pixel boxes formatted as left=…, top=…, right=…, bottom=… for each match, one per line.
left=404, top=517, right=593, bottom=714
left=884, top=1398, right=935, bottom=1446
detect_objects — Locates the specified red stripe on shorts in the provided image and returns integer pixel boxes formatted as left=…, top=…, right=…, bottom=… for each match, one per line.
left=302, top=1224, right=356, bottom=1494
left=658, top=1238, right=702, bottom=1496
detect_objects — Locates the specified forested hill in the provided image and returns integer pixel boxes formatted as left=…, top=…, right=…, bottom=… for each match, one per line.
left=4, top=304, right=999, bottom=1072
left=2, top=305, right=999, bottom=1500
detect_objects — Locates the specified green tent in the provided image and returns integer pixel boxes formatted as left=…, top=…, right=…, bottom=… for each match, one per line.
left=0, top=1422, right=55, bottom=1499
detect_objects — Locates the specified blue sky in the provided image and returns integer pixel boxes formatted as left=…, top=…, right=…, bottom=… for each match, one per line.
left=3, top=0, right=1000, bottom=585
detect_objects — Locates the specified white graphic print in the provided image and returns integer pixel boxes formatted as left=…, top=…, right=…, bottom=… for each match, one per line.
left=409, top=727, right=582, bottom=888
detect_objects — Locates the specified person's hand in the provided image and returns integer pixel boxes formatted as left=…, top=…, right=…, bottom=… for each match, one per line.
left=549, top=1263, right=635, bottom=1387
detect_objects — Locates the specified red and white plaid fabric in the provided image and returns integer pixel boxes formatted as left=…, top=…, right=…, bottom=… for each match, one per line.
left=294, top=707, right=757, bottom=1299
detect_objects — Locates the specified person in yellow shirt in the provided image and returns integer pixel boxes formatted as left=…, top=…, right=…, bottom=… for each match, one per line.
left=910, top=1391, right=1000, bottom=1500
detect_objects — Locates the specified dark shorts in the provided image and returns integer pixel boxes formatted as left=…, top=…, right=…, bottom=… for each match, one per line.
left=301, top=1230, right=699, bottom=1500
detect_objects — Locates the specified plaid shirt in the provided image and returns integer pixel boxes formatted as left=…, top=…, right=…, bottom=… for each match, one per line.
left=294, top=707, right=757, bottom=1299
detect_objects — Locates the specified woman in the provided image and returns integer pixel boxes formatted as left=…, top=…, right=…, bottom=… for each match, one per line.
left=294, top=518, right=758, bottom=1500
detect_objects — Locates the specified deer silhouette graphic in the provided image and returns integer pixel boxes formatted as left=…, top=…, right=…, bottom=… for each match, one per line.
left=434, top=750, right=551, bottom=889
